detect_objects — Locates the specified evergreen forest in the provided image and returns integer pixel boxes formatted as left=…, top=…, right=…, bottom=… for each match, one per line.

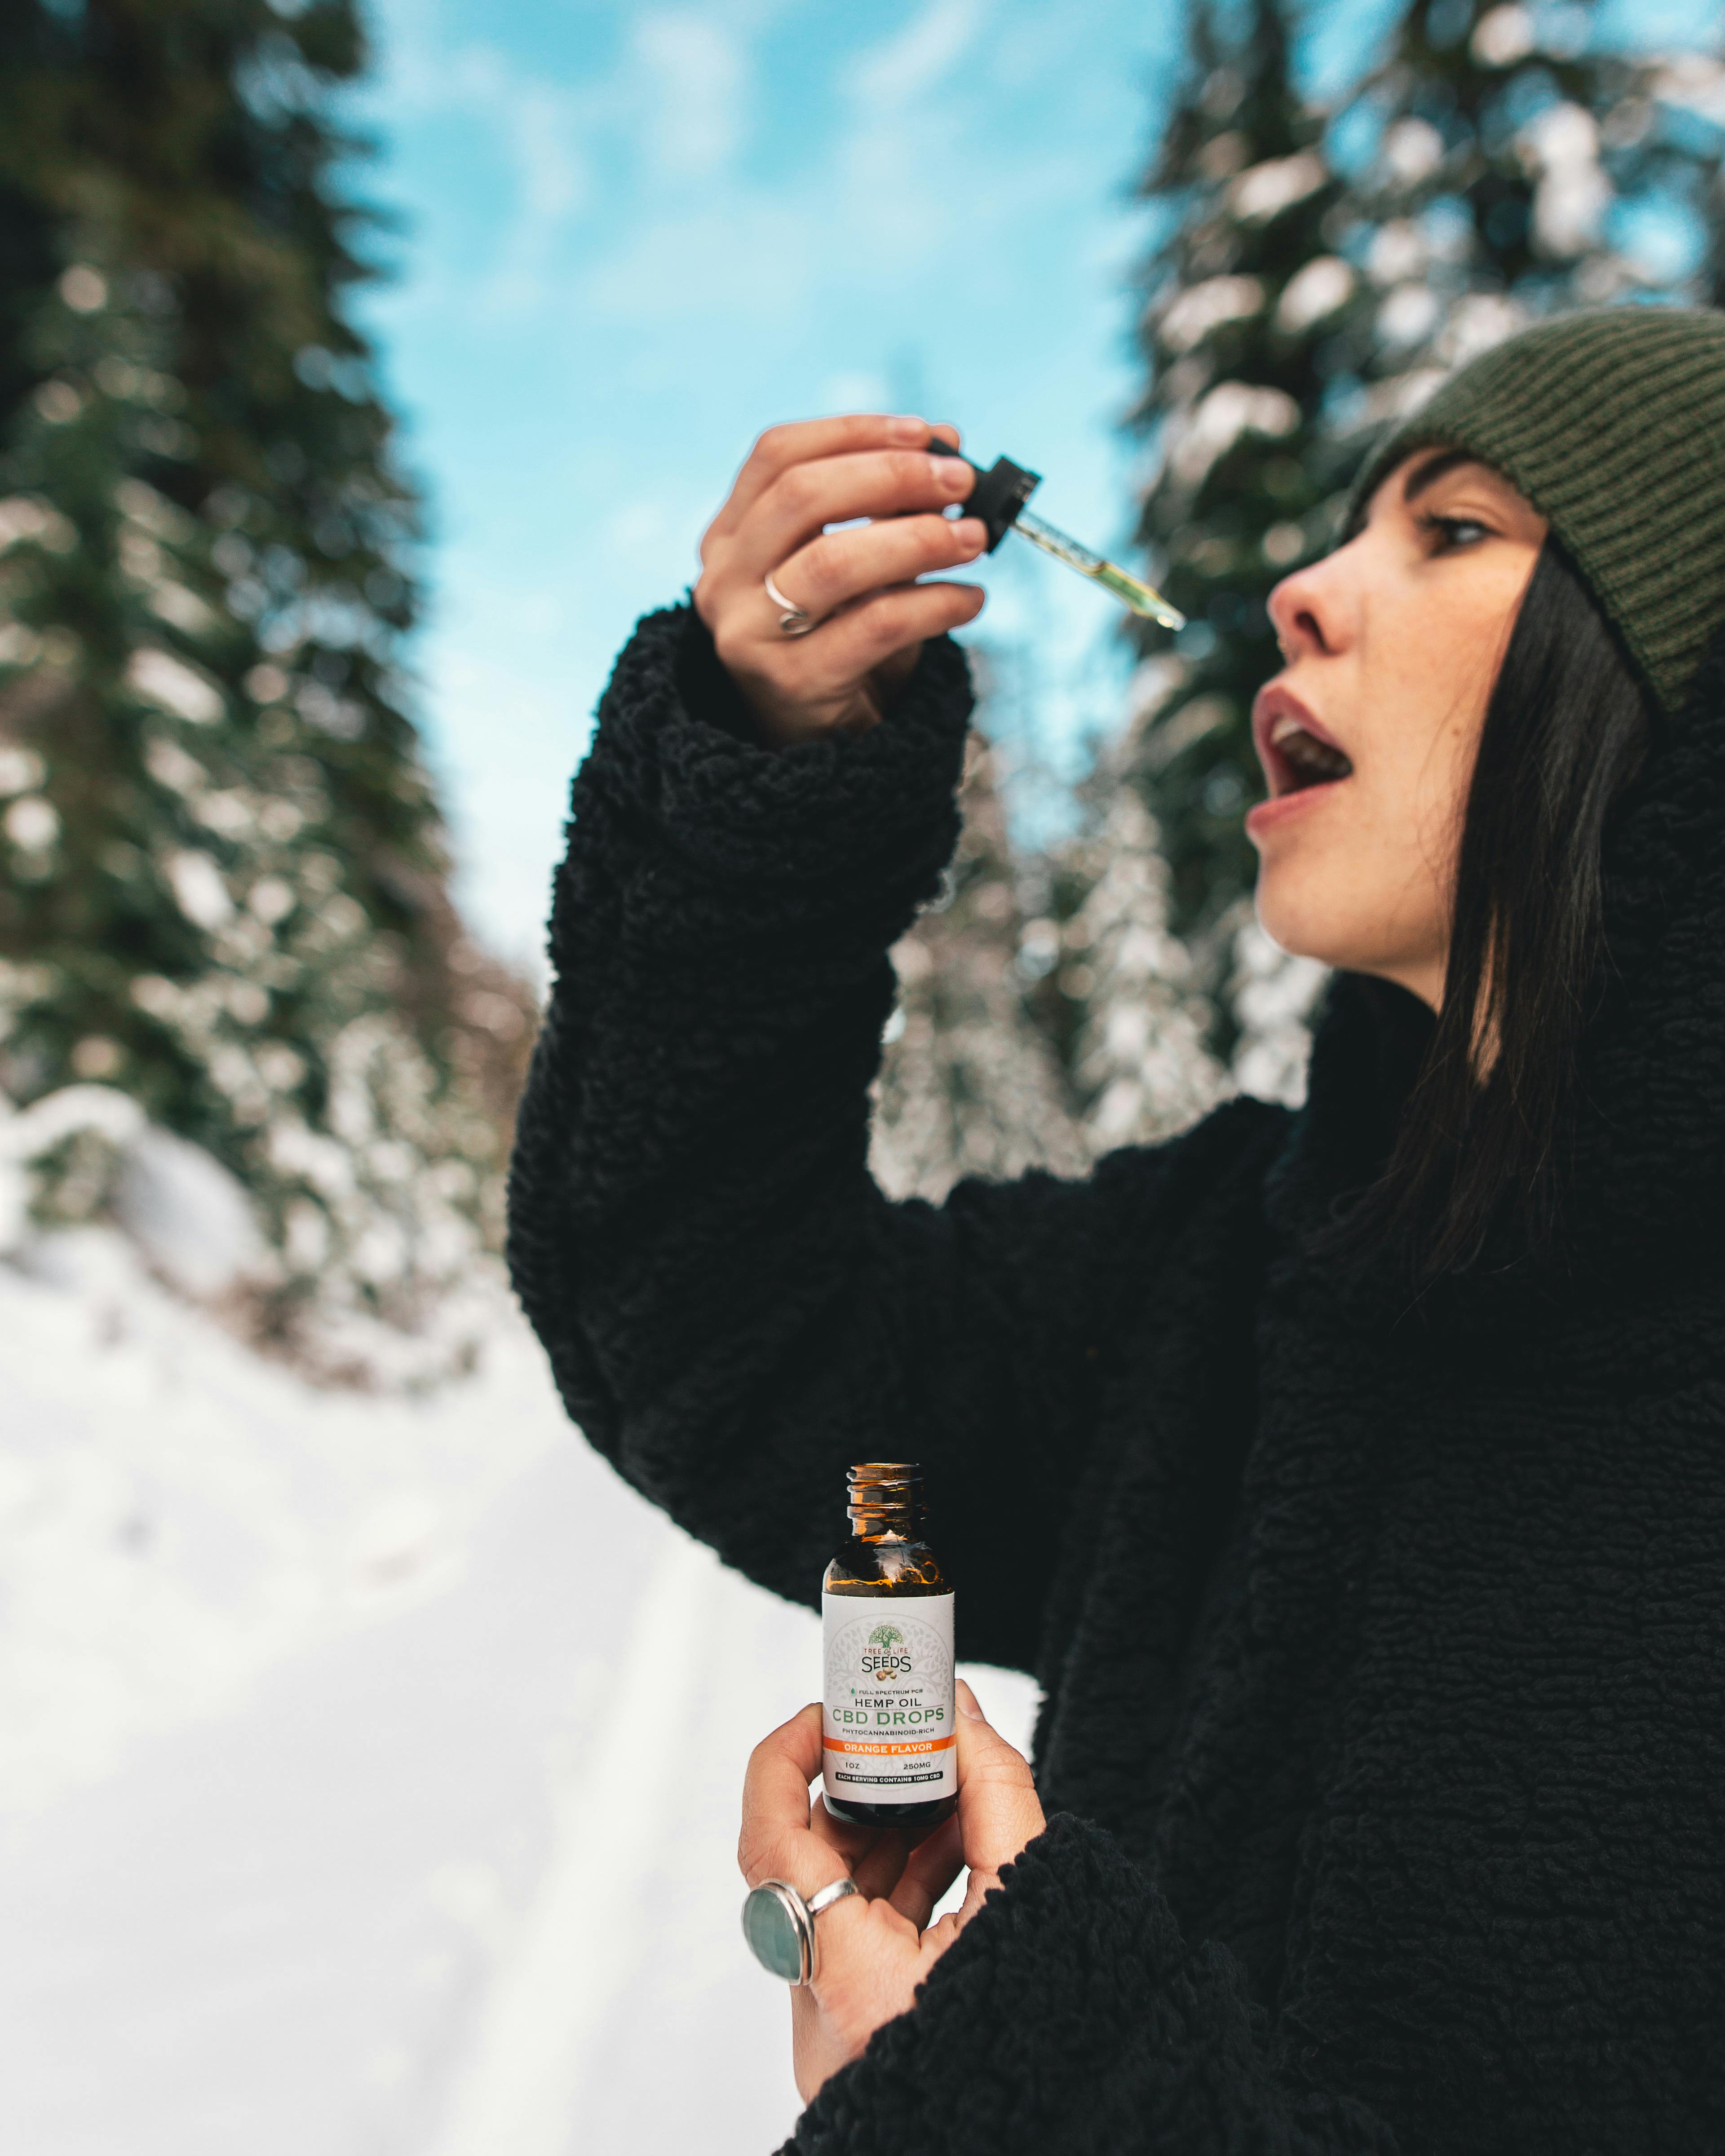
left=0, top=0, right=532, bottom=1374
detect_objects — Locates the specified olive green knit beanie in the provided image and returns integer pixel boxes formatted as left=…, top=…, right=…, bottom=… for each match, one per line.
left=1347, top=307, right=1725, bottom=716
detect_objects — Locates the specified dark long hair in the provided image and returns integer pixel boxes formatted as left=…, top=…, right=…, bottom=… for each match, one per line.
left=1331, top=534, right=1651, bottom=1280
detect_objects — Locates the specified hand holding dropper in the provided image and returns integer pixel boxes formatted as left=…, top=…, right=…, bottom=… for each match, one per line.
left=692, top=414, right=1182, bottom=751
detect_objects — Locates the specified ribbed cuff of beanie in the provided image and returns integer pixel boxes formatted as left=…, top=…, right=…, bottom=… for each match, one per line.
left=1343, top=308, right=1725, bottom=717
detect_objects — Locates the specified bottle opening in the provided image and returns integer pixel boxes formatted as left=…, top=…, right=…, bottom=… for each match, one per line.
left=847, top=1462, right=922, bottom=1489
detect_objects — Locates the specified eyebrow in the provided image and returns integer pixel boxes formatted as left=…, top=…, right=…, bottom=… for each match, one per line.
left=1402, top=447, right=1484, bottom=503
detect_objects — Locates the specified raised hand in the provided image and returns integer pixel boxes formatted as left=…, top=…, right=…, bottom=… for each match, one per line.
left=694, top=414, right=986, bottom=748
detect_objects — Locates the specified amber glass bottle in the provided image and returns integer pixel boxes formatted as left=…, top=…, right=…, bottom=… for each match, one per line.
left=821, top=1462, right=956, bottom=1833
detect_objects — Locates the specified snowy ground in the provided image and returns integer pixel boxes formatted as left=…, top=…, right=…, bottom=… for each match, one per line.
left=0, top=1229, right=1037, bottom=2155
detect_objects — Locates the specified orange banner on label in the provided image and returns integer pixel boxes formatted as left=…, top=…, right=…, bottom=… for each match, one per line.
left=823, top=1735, right=957, bottom=1757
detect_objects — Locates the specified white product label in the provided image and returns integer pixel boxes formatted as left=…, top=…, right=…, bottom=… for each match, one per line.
left=822, top=1592, right=956, bottom=1808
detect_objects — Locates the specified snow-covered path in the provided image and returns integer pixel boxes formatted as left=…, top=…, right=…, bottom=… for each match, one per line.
left=0, top=1234, right=1035, bottom=2154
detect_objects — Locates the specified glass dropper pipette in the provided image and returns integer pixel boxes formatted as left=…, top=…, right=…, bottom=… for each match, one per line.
left=927, top=437, right=1185, bottom=631
left=1009, top=507, right=1185, bottom=629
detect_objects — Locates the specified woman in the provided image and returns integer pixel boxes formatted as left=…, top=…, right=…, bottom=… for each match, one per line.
left=507, top=308, right=1725, bottom=2153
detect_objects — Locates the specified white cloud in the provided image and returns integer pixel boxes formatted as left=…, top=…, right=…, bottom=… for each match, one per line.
left=451, top=66, right=591, bottom=314
left=571, top=0, right=1126, bottom=362
left=359, top=7, right=590, bottom=318
left=584, top=190, right=822, bottom=323
left=365, top=5, right=767, bottom=321
left=817, top=370, right=891, bottom=415
left=849, top=0, right=987, bottom=108
left=513, top=83, right=588, bottom=224
left=632, top=13, right=748, bottom=183
left=369, top=0, right=1097, bottom=341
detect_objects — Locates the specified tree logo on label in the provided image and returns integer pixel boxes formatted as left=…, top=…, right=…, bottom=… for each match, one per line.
left=865, top=1621, right=908, bottom=1682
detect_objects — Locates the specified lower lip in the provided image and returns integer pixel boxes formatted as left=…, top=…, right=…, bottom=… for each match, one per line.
left=1245, top=779, right=1349, bottom=839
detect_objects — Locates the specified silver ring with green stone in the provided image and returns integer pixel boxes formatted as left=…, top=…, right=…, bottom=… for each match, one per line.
left=741, top=1876, right=859, bottom=1984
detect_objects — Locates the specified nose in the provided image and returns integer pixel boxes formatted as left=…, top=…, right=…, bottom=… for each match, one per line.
left=1267, top=545, right=1355, bottom=663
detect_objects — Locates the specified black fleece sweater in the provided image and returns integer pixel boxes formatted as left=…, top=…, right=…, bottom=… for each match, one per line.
left=506, top=604, right=1725, bottom=2156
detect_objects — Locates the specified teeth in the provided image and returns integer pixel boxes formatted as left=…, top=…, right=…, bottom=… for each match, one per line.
left=1268, top=712, right=1352, bottom=785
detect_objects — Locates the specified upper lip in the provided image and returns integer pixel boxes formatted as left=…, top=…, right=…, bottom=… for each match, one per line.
left=1251, top=682, right=1352, bottom=798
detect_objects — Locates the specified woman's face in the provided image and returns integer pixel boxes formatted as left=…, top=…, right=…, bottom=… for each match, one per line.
left=1249, top=451, right=1548, bottom=1009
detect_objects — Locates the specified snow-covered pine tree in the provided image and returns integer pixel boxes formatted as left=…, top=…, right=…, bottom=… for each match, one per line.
left=1323, top=0, right=1725, bottom=472
left=1057, top=704, right=1224, bottom=1150
left=1226, top=911, right=1328, bottom=1106
left=0, top=0, right=526, bottom=1367
left=1121, top=0, right=1344, bottom=948
left=870, top=728, right=1088, bottom=1203
left=1022, top=0, right=1339, bottom=1127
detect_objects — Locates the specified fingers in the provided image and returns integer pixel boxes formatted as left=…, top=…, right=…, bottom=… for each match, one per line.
left=824, top=578, right=986, bottom=669
left=810, top=1797, right=964, bottom=1929
left=695, top=412, right=977, bottom=743
left=888, top=1811, right=965, bottom=1929
left=809, top=1794, right=882, bottom=1868
left=711, top=576, right=982, bottom=740
left=954, top=1679, right=1045, bottom=1879
left=734, top=448, right=975, bottom=579
left=717, top=415, right=960, bottom=534
left=739, top=1703, right=850, bottom=1897
left=773, top=578, right=986, bottom=685
left=774, top=514, right=989, bottom=625
left=811, top=1796, right=912, bottom=1904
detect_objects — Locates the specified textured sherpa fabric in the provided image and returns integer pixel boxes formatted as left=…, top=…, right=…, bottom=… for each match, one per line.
left=1346, top=306, right=1725, bottom=715
left=508, top=604, right=1725, bottom=2156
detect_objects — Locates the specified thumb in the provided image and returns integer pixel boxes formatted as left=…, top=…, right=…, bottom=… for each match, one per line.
left=953, top=1678, right=1045, bottom=1878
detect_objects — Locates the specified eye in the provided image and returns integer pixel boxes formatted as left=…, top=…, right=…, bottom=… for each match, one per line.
left=1416, top=511, right=1493, bottom=552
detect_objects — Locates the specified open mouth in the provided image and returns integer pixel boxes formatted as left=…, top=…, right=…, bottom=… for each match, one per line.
left=1255, top=694, right=1354, bottom=799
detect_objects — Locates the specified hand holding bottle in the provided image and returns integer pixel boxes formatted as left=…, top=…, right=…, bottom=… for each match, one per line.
left=738, top=1679, right=1045, bottom=2106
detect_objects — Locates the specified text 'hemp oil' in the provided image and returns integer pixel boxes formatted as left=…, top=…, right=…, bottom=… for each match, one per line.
left=821, top=1462, right=956, bottom=1833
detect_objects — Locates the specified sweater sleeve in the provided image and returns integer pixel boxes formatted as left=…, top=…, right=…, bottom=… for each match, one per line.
left=785, top=1815, right=1400, bottom=2156
left=506, top=602, right=1274, bottom=1668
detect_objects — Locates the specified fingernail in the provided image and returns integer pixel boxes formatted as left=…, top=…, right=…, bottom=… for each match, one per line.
left=956, top=1679, right=983, bottom=1720
left=888, top=414, right=926, bottom=442
left=933, top=455, right=972, bottom=490
left=955, top=517, right=988, bottom=555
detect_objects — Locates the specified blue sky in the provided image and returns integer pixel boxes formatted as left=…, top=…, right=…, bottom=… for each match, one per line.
left=345, top=0, right=1712, bottom=965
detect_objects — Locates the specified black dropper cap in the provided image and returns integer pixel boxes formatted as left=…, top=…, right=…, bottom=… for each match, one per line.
left=927, top=438, right=1041, bottom=552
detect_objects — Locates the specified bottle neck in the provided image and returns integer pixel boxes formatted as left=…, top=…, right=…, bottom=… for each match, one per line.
left=845, top=1463, right=926, bottom=1543
left=847, top=1499, right=925, bottom=1542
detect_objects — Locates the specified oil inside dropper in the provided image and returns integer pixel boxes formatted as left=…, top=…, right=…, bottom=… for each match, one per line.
left=1011, top=508, right=1185, bottom=630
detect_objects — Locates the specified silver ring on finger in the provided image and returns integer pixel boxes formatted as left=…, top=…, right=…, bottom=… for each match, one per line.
left=741, top=1875, right=859, bottom=1984
left=764, top=567, right=816, bottom=637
